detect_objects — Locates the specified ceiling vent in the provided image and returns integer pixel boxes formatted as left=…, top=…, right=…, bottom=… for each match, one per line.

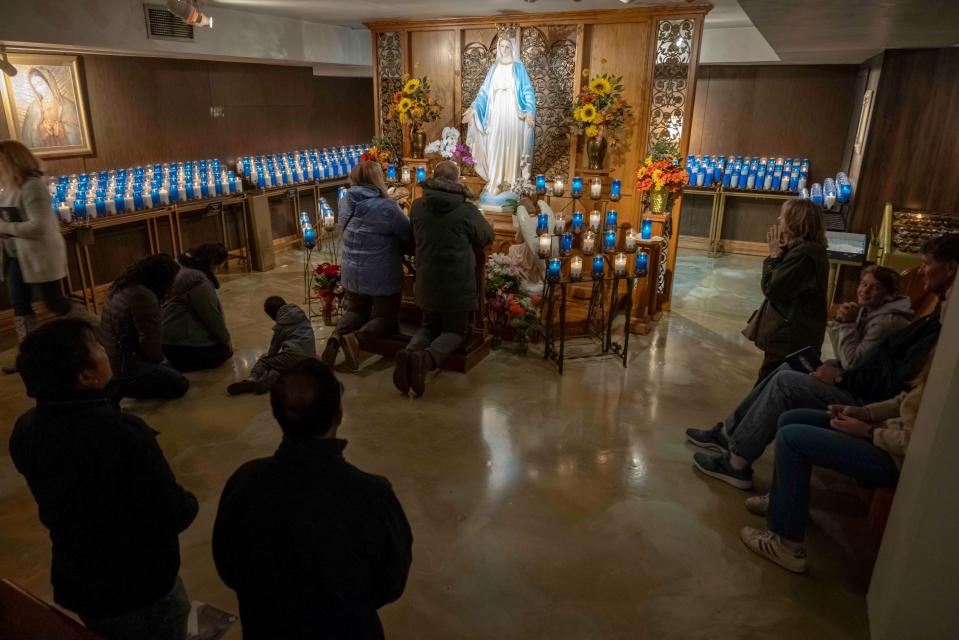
left=144, top=3, right=195, bottom=41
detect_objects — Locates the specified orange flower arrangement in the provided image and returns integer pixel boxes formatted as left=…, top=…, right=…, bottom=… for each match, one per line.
left=635, top=155, right=688, bottom=194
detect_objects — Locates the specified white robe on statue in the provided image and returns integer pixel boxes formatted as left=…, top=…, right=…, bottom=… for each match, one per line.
left=468, top=63, right=530, bottom=196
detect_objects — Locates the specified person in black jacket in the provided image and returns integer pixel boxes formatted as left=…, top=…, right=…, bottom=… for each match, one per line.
left=9, top=318, right=198, bottom=640
left=686, top=233, right=957, bottom=490
left=393, top=160, right=494, bottom=397
left=749, top=199, right=829, bottom=383
left=213, top=359, right=412, bottom=639
left=98, top=253, right=189, bottom=400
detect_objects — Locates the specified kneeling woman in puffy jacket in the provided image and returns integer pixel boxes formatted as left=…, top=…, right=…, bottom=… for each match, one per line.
left=162, top=243, right=233, bottom=372
left=321, top=161, right=411, bottom=371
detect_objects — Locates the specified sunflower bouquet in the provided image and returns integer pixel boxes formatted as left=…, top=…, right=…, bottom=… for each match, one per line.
left=570, top=73, right=633, bottom=146
left=388, top=75, right=442, bottom=128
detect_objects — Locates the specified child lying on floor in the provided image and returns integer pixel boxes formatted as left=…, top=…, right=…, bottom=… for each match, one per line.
left=227, top=296, right=316, bottom=395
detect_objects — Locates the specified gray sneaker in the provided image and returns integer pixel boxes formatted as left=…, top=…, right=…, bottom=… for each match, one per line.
left=685, top=422, right=729, bottom=454
left=740, top=527, right=807, bottom=573
left=745, top=494, right=770, bottom=516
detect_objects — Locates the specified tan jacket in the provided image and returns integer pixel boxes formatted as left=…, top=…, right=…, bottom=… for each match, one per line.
left=0, top=176, right=67, bottom=284
left=865, top=384, right=924, bottom=468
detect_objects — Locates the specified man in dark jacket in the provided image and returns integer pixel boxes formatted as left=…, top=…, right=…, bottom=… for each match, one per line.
left=10, top=318, right=198, bottom=640
left=228, top=295, right=316, bottom=395
left=394, top=160, right=494, bottom=397
left=213, top=359, right=413, bottom=639
left=686, top=233, right=958, bottom=489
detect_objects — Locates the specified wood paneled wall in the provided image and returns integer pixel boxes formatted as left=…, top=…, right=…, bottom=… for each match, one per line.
left=851, top=48, right=959, bottom=233
left=687, top=65, right=859, bottom=184
left=0, top=54, right=374, bottom=175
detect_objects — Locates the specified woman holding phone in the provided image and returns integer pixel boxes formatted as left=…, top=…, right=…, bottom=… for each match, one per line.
left=0, top=140, right=70, bottom=373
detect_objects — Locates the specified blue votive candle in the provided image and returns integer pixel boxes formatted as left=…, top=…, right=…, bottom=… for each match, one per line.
left=606, top=210, right=618, bottom=230
left=604, top=229, right=617, bottom=252
left=641, top=217, right=653, bottom=240
left=571, top=176, right=583, bottom=198
left=537, top=213, right=549, bottom=236
left=571, top=211, right=584, bottom=233
left=387, top=165, right=397, bottom=181
left=303, top=224, right=317, bottom=249
left=560, top=232, right=573, bottom=256
left=547, top=258, right=561, bottom=283
left=416, top=166, right=426, bottom=182
left=592, top=255, right=605, bottom=279
left=635, top=250, right=649, bottom=277
left=610, top=179, right=622, bottom=202
left=535, top=174, right=547, bottom=195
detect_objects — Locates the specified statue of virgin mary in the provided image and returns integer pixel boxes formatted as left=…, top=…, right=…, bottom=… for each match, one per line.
left=462, top=37, right=536, bottom=203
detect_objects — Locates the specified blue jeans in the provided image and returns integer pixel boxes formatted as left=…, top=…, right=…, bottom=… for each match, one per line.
left=5, top=256, right=71, bottom=316
left=767, top=409, right=900, bottom=540
left=722, top=364, right=861, bottom=463
left=81, top=576, right=190, bottom=640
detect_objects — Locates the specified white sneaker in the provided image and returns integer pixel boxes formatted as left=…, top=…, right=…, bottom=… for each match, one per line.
left=740, top=527, right=807, bottom=573
left=745, top=494, right=770, bottom=516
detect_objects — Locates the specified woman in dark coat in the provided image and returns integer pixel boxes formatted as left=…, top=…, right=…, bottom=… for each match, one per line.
left=321, top=161, right=411, bottom=372
left=98, top=254, right=189, bottom=400
left=750, top=199, right=829, bottom=383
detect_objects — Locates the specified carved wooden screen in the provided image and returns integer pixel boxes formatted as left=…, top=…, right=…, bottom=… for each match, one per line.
left=647, top=18, right=694, bottom=294
left=521, top=26, right=576, bottom=181
left=377, top=31, right=403, bottom=154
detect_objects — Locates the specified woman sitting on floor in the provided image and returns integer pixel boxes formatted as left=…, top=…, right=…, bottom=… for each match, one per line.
left=827, top=265, right=913, bottom=369
left=98, top=254, right=189, bottom=400
left=738, top=355, right=932, bottom=573
left=161, top=243, right=233, bottom=372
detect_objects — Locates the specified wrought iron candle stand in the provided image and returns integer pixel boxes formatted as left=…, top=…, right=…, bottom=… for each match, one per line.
left=302, top=202, right=343, bottom=323
left=537, top=223, right=641, bottom=374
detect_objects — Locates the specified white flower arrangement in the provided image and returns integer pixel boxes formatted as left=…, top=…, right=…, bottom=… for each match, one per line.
left=424, top=127, right=461, bottom=159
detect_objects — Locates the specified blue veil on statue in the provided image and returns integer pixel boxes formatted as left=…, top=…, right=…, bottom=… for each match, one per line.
left=465, top=36, right=537, bottom=205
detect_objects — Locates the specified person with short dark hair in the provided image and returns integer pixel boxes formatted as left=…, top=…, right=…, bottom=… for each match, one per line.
left=98, top=254, right=190, bottom=400
left=11, top=318, right=198, bottom=640
left=227, top=296, right=316, bottom=395
left=161, top=243, right=234, bottom=372
left=213, top=360, right=413, bottom=639
left=393, top=160, right=493, bottom=397
left=687, top=233, right=958, bottom=489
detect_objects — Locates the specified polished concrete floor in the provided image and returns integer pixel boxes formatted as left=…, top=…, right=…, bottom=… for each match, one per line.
left=0, top=249, right=870, bottom=639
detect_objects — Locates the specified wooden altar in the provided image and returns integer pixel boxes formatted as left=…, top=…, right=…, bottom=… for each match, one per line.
left=366, top=5, right=709, bottom=314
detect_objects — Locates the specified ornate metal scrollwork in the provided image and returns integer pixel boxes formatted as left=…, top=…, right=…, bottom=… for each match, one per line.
left=646, top=18, right=694, bottom=294
left=521, top=25, right=576, bottom=181
left=377, top=32, right=403, bottom=155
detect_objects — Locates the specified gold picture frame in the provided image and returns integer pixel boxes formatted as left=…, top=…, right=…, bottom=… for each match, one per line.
left=0, top=53, right=93, bottom=158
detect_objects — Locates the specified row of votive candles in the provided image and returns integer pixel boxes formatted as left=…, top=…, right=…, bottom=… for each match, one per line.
left=538, top=227, right=650, bottom=258
left=534, top=175, right=622, bottom=201
left=51, top=162, right=243, bottom=221
left=545, top=251, right=649, bottom=282
left=384, top=165, right=427, bottom=184
left=237, top=145, right=368, bottom=189
left=536, top=211, right=653, bottom=239
left=299, top=197, right=335, bottom=249
left=797, top=174, right=853, bottom=208
left=687, top=155, right=809, bottom=192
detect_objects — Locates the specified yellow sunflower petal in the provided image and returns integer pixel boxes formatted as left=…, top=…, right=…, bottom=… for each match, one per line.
left=585, top=125, right=599, bottom=138
left=403, top=78, right=421, bottom=94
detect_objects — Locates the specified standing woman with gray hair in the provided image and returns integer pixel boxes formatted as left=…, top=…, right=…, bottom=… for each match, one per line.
left=0, top=140, right=71, bottom=374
